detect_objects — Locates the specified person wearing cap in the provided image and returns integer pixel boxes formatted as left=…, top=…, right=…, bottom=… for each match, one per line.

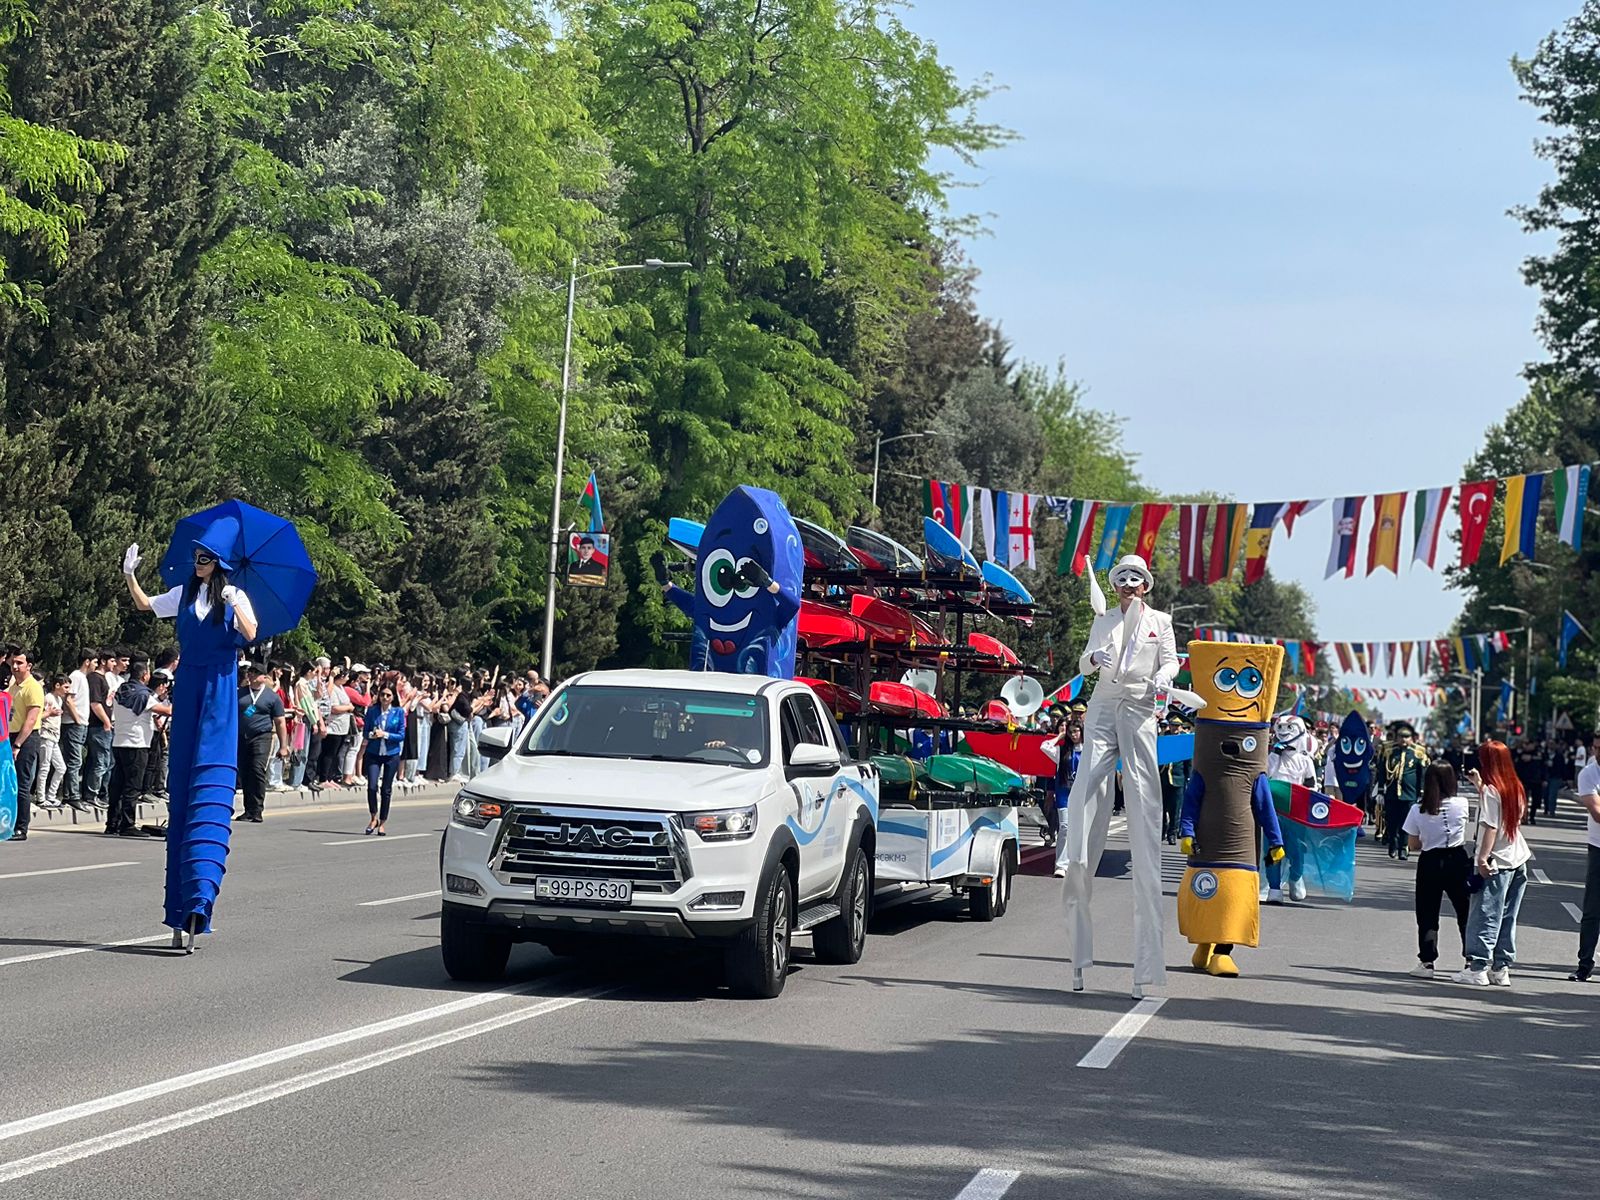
left=237, top=662, right=287, bottom=822
left=1378, top=719, right=1428, bottom=860
left=123, top=519, right=259, bottom=948
left=1060, top=553, right=1179, bottom=998
left=108, top=659, right=171, bottom=836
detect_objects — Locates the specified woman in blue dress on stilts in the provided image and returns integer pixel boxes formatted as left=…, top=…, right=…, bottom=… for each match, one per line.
left=123, top=518, right=258, bottom=952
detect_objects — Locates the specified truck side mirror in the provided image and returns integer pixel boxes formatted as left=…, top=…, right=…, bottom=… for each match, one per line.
left=788, top=742, right=840, bottom=774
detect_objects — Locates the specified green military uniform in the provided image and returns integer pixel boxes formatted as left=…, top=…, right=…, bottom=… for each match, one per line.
left=1378, top=719, right=1428, bottom=859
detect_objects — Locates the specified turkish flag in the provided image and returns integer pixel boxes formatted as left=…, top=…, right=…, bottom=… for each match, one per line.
left=1457, top=479, right=1497, bottom=567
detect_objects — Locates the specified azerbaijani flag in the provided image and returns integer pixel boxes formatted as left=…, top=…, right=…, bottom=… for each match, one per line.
left=580, top=472, right=604, bottom=532
left=1498, top=472, right=1545, bottom=564
left=1366, top=491, right=1405, bottom=575
left=1552, top=464, right=1590, bottom=552
left=1411, top=485, right=1451, bottom=568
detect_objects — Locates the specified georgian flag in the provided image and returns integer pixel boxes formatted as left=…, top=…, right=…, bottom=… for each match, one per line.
left=1007, top=492, right=1037, bottom=570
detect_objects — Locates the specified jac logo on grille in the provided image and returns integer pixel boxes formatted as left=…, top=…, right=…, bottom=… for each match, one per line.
left=530, top=823, right=635, bottom=849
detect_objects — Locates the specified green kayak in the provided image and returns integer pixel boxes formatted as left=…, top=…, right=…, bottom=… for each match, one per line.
left=920, top=752, right=1024, bottom=794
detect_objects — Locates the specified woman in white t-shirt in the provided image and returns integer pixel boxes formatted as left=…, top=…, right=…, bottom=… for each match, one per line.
left=1402, top=762, right=1471, bottom=978
left=1454, top=741, right=1532, bottom=987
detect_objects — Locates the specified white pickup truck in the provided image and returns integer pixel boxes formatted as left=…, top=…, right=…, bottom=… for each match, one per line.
left=439, top=669, right=879, bottom=998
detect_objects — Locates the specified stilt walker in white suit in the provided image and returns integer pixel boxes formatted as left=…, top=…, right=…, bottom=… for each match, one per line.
left=1061, top=554, right=1181, bottom=998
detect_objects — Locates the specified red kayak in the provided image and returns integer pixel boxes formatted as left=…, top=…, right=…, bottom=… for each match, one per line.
left=850, top=594, right=945, bottom=646
left=967, top=631, right=1021, bottom=665
left=798, top=600, right=868, bottom=648
left=869, top=681, right=946, bottom=718
left=797, top=676, right=865, bottom=715
left=965, top=729, right=1057, bottom=777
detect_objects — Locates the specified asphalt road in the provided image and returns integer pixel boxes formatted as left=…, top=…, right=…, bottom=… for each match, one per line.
left=2, top=789, right=1595, bottom=1199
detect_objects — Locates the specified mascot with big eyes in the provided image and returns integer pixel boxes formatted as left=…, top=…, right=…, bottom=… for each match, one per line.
left=1177, top=642, right=1286, bottom=979
left=1328, top=710, right=1376, bottom=817
left=657, top=486, right=804, bottom=678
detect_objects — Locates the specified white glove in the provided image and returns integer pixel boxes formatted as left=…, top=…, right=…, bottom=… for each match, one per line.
left=221, top=584, right=242, bottom=606
left=122, top=543, right=141, bottom=577
left=1089, top=648, right=1115, bottom=670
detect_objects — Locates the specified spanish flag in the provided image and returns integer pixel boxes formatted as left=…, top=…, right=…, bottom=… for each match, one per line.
left=1366, top=491, right=1406, bottom=575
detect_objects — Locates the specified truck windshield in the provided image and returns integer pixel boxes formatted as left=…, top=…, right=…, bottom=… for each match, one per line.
left=519, top=686, right=770, bottom=769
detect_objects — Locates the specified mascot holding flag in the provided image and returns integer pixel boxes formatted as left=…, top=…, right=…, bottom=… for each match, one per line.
left=1060, top=554, right=1180, bottom=999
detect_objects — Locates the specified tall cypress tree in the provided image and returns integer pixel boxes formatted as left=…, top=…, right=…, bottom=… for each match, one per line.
left=0, top=0, right=228, bottom=662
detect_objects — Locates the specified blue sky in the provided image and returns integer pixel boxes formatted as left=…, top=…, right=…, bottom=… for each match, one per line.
left=906, top=1, right=1574, bottom=716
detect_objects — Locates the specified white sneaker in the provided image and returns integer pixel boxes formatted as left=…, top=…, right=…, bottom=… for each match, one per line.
left=1267, top=887, right=1284, bottom=904
left=1289, top=878, right=1307, bottom=902
left=1409, top=962, right=1435, bottom=979
left=1258, top=884, right=1270, bottom=901
left=1451, top=967, right=1490, bottom=987
left=1053, top=867, right=1067, bottom=879
left=1488, top=967, right=1511, bottom=987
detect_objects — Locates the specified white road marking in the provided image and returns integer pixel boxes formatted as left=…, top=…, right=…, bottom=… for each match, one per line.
left=0, top=934, right=170, bottom=969
left=358, top=889, right=441, bottom=907
left=1563, top=901, right=1584, bottom=923
left=954, top=1168, right=1021, bottom=1199
left=0, top=980, right=559, bottom=1144
left=1077, top=997, right=1167, bottom=1069
left=0, top=861, right=137, bottom=882
left=0, top=987, right=611, bottom=1183
left=321, top=832, right=432, bottom=845
left=1533, top=868, right=1552, bottom=885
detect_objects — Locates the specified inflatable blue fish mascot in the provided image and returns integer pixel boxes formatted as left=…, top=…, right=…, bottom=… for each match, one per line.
left=661, top=486, right=804, bottom=678
left=1331, top=710, right=1375, bottom=812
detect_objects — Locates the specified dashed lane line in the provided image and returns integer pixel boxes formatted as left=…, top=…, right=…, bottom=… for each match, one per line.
left=0, top=935, right=170, bottom=969
left=1076, top=997, right=1167, bottom=1069
left=358, top=890, right=441, bottom=907
left=953, top=1168, right=1022, bottom=1199
left=1563, top=901, right=1584, bottom=923
left=0, top=862, right=138, bottom=882
left=1533, top=868, right=1553, bottom=885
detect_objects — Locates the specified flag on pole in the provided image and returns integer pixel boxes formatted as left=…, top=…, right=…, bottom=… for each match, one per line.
left=1094, top=503, right=1133, bottom=570
left=1499, top=473, right=1545, bottom=564
left=1560, top=610, right=1590, bottom=668
left=1411, top=485, right=1451, bottom=569
left=1457, top=479, right=1497, bottom=568
left=1243, top=502, right=1286, bottom=584
left=1552, top=463, right=1590, bottom=551
left=1042, top=675, right=1085, bottom=708
left=1178, top=504, right=1209, bottom=584
left=1324, top=496, right=1365, bottom=579
left=580, top=472, right=604, bottom=533
left=1134, top=503, right=1173, bottom=564
left=1367, top=492, right=1406, bottom=575
left=1496, top=680, right=1512, bottom=723
left=1007, top=492, right=1037, bottom=570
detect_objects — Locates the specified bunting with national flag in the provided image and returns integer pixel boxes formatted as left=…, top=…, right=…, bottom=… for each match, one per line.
left=1367, top=491, right=1406, bottom=575
left=1243, top=502, right=1285, bottom=584
left=1457, top=479, right=1496, bottom=567
left=1324, top=496, right=1365, bottom=579
left=1134, top=503, right=1172, bottom=564
left=1499, top=472, right=1545, bottom=564
left=1410, top=485, right=1451, bottom=569
left=1094, top=503, right=1133, bottom=571
left=1178, top=504, right=1209, bottom=584
left=1207, top=503, right=1248, bottom=584
left=1400, top=641, right=1413, bottom=674
left=923, top=479, right=968, bottom=540
left=978, top=488, right=1006, bottom=562
left=1560, top=610, right=1590, bottom=669
left=1282, top=499, right=1323, bottom=537
left=1050, top=499, right=1100, bottom=577
left=1007, top=492, right=1037, bottom=570
left=1552, top=463, right=1590, bottom=552
left=580, top=471, right=604, bottom=533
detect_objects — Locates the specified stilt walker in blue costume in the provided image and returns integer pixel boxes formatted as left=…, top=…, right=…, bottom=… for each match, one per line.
left=122, top=501, right=316, bottom=952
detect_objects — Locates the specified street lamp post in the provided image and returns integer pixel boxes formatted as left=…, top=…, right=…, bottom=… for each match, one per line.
left=871, top=430, right=944, bottom=511
left=1490, top=605, right=1533, bottom=728
left=542, top=257, right=691, bottom=679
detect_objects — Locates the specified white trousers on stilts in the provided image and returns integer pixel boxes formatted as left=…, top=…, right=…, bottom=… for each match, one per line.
left=1061, top=695, right=1167, bottom=987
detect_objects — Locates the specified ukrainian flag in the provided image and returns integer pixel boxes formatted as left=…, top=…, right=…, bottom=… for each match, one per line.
left=1499, top=473, right=1545, bottom=564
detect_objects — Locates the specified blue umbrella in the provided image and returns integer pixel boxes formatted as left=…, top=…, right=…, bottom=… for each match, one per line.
left=159, top=499, right=317, bottom=640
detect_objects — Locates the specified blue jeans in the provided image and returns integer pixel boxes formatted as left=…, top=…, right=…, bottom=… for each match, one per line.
left=448, top=720, right=467, bottom=777
left=61, top=722, right=87, bottom=805
left=1464, top=864, right=1528, bottom=970
left=83, top=725, right=114, bottom=806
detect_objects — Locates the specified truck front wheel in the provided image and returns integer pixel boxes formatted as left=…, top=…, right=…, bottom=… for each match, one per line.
left=441, top=907, right=512, bottom=982
left=725, top=866, right=793, bottom=998
left=813, top=844, right=869, bottom=965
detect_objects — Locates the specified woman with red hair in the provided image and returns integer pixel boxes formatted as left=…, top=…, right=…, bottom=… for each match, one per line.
left=1454, top=740, right=1532, bottom=987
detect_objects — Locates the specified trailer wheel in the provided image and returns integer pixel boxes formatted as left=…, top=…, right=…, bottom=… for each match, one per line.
left=969, top=846, right=1014, bottom=922
left=726, top=866, right=793, bottom=998
left=814, top=843, right=870, bottom=964
left=996, top=843, right=1016, bottom=918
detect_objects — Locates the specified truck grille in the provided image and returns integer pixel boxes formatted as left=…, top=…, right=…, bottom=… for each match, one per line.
left=490, top=805, right=691, bottom=894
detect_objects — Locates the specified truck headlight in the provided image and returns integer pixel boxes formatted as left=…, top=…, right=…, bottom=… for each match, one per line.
left=452, top=791, right=504, bottom=829
left=686, top=805, right=758, bottom=841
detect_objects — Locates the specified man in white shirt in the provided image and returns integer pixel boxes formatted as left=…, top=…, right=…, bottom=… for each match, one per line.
left=1059, top=554, right=1179, bottom=998
left=108, top=660, right=171, bottom=837
left=62, top=648, right=95, bottom=812
left=1572, top=733, right=1600, bottom=983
